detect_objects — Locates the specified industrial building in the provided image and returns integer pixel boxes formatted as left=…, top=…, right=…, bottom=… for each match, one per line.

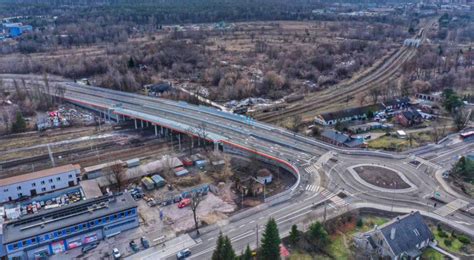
left=1, top=193, right=138, bottom=259
left=1, top=23, right=32, bottom=38
left=0, top=164, right=81, bottom=203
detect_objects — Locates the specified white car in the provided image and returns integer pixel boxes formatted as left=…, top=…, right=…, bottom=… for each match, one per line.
left=112, top=248, right=121, bottom=259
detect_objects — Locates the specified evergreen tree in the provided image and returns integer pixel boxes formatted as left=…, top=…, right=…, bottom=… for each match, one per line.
left=222, top=236, right=236, bottom=260
left=128, top=57, right=135, bottom=68
left=212, top=232, right=225, bottom=260
left=241, top=245, right=252, bottom=260
left=289, top=224, right=300, bottom=246
left=308, top=221, right=330, bottom=249
left=11, top=111, right=26, bottom=133
left=212, top=232, right=235, bottom=260
left=261, top=218, right=281, bottom=260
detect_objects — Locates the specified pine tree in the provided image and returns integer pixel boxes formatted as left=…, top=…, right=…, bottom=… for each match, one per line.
left=261, top=218, right=281, bottom=260
left=11, top=111, right=26, bottom=133
left=309, top=221, right=329, bottom=249
left=222, top=236, right=236, bottom=260
left=241, top=245, right=252, bottom=260
left=212, top=232, right=235, bottom=260
left=212, top=232, right=225, bottom=260
left=289, top=224, right=300, bottom=246
left=128, top=57, right=135, bottom=68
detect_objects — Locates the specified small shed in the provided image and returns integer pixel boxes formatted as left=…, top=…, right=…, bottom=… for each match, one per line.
left=195, top=160, right=208, bottom=168
left=174, top=167, right=189, bottom=177
left=126, top=158, right=140, bottom=168
left=141, top=177, right=155, bottom=191
left=151, top=174, right=166, bottom=188
left=257, top=169, right=273, bottom=184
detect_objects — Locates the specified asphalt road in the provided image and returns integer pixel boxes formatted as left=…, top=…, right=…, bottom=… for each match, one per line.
left=1, top=74, right=473, bottom=260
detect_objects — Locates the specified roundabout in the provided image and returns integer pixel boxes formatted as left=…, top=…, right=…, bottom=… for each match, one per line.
left=348, top=164, right=417, bottom=193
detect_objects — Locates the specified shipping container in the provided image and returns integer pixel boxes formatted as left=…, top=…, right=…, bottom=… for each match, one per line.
left=151, top=174, right=166, bottom=188
left=141, top=177, right=155, bottom=191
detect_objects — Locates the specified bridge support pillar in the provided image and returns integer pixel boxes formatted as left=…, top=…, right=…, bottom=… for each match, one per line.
left=134, top=119, right=137, bottom=129
left=214, top=142, right=218, bottom=152
left=140, top=120, right=144, bottom=128
left=161, top=126, right=164, bottom=135
left=154, top=125, right=158, bottom=136
left=178, top=134, right=181, bottom=150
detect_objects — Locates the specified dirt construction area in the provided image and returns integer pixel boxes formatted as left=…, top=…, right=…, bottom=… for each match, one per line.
left=353, top=165, right=410, bottom=189
left=158, top=193, right=236, bottom=233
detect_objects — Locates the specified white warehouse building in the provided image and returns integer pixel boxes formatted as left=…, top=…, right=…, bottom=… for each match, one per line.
left=0, top=164, right=81, bottom=203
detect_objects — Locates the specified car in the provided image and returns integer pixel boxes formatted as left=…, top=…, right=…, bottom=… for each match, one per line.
left=176, top=248, right=191, bottom=259
left=112, top=248, right=121, bottom=259
left=129, top=240, right=139, bottom=252
left=141, top=237, right=150, bottom=249
left=81, top=242, right=99, bottom=253
left=178, top=198, right=191, bottom=208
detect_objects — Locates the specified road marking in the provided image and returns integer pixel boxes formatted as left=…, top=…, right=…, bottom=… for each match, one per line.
left=305, top=184, right=318, bottom=192
left=249, top=220, right=255, bottom=224
left=239, top=224, right=245, bottom=228
left=258, top=216, right=264, bottom=220
left=208, top=237, right=216, bottom=241
left=276, top=210, right=313, bottom=225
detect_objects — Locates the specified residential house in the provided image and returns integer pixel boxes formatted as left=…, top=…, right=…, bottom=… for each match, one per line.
left=314, top=104, right=385, bottom=126
left=396, top=110, right=422, bottom=127
left=320, top=129, right=366, bottom=148
left=382, top=97, right=410, bottom=111
left=354, top=211, right=434, bottom=260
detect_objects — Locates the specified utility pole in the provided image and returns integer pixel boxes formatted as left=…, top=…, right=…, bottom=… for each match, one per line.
left=47, top=144, right=55, bottom=167
left=256, top=224, right=259, bottom=250
left=323, top=200, right=327, bottom=223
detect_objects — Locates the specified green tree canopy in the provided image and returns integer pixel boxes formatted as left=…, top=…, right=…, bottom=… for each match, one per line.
left=289, top=224, right=300, bottom=246
left=261, top=218, right=281, bottom=260
left=11, top=111, right=27, bottom=133
left=212, top=232, right=236, bottom=260
left=308, top=221, right=330, bottom=249
left=241, top=244, right=252, bottom=260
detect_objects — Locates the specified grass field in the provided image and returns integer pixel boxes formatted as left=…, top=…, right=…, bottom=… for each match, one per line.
left=421, top=248, right=445, bottom=260
left=432, top=229, right=464, bottom=253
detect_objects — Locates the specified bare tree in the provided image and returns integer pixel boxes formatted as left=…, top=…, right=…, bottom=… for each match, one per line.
left=452, top=108, right=471, bottom=131
left=2, top=110, right=10, bottom=134
left=191, top=192, right=202, bottom=235
left=195, top=122, right=209, bottom=149
left=107, top=163, right=126, bottom=191
left=369, top=88, right=381, bottom=105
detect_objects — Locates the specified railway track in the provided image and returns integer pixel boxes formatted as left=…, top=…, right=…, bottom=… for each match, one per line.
left=255, top=36, right=421, bottom=123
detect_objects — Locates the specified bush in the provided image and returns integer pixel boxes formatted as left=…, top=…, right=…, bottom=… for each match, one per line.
left=356, top=219, right=363, bottom=228
left=438, top=230, right=448, bottom=238
left=444, top=239, right=452, bottom=247
left=458, top=235, right=471, bottom=244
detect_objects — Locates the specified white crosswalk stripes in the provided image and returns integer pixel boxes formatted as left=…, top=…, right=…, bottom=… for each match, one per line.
left=305, top=184, right=318, bottom=192
left=330, top=196, right=348, bottom=207
left=305, top=165, right=318, bottom=174
left=319, top=188, right=348, bottom=207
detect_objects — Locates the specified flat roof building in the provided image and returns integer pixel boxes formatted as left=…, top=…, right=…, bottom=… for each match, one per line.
left=0, top=164, right=81, bottom=203
left=2, top=193, right=138, bottom=259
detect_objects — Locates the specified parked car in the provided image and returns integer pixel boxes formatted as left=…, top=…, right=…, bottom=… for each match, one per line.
left=82, top=242, right=99, bottom=253
left=141, top=237, right=150, bottom=249
left=176, top=248, right=192, bottom=259
left=112, top=248, right=121, bottom=259
left=178, top=198, right=191, bottom=208
left=129, top=240, right=139, bottom=252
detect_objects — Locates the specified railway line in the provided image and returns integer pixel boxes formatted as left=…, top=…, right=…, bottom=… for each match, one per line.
left=255, top=30, right=425, bottom=123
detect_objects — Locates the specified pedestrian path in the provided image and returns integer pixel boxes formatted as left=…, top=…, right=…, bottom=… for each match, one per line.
left=319, top=188, right=348, bottom=207
left=304, top=165, right=318, bottom=174
left=434, top=198, right=469, bottom=217
left=305, top=184, right=318, bottom=192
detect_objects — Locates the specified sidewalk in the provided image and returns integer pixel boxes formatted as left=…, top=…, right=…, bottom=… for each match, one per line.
left=126, top=234, right=196, bottom=260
